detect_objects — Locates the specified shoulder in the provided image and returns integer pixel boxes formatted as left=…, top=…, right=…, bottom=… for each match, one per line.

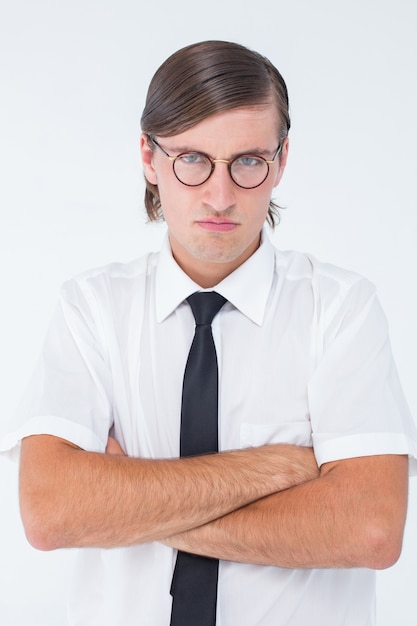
left=274, top=248, right=376, bottom=301
left=272, top=247, right=380, bottom=333
left=53, top=252, right=161, bottom=340
left=60, top=251, right=159, bottom=303
left=55, top=252, right=161, bottom=331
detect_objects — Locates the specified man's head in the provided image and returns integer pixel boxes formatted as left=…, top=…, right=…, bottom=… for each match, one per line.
left=140, top=40, right=290, bottom=226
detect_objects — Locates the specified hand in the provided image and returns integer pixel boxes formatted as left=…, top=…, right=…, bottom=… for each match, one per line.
left=105, top=436, right=126, bottom=456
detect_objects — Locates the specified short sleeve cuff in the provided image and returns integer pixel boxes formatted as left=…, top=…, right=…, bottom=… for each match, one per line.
left=0, top=415, right=106, bottom=461
left=313, top=432, right=417, bottom=475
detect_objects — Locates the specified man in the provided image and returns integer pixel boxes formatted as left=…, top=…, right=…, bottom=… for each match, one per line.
left=2, top=40, right=416, bottom=625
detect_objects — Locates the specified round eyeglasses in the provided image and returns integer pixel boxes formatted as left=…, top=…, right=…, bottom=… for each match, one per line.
left=148, top=135, right=282, bottom=189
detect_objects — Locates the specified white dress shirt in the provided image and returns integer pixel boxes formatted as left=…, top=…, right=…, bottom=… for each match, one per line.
left=2, top=231, right=416, bottom=626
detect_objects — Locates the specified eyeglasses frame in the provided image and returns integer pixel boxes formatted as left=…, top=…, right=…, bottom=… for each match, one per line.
left=147, top=134, right=283, bottom=189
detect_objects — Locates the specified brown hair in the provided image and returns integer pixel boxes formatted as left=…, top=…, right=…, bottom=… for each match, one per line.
left=140, top=40, right=291, bottom=226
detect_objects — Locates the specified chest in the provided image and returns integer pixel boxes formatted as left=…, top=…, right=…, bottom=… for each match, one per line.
left=111, top=294, right=317, bottom=457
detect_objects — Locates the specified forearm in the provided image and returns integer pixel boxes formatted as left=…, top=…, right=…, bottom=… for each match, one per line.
left=164, top=455, right=409, bottom=570
left=19, top=435, right=318, bottom=550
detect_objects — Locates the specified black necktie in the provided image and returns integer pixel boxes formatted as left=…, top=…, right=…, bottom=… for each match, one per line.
left=170, top=291, right=227, bottom=626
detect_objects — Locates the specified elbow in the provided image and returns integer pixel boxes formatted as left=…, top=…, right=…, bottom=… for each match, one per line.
left=369, top=535, right=403, bottom=571
left=20, top=501, right=63, bottom=552
left=358, top=521, right=404, bottom=570
left=19, top=435, right=78, bottom=551
left=20, top=484, right=67, bottom=551
left=24, top=526, right=58, bottom=552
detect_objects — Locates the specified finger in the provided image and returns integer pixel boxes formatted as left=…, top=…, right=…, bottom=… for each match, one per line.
left=105, top=436, right=126, bottom=456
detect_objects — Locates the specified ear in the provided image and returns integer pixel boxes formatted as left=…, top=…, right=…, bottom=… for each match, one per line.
left=140, top=133, right=158, bottom=185
left=272, top=136, right=289, bottom=188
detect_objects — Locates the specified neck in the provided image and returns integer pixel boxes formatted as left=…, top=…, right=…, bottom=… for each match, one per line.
left=174, top=255, right=238, bottom=288
left=169, top=234, right=262, bottom=288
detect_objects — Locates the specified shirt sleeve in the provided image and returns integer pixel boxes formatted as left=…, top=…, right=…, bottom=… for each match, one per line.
left=308, top=275, right=417, bottom=472
left=0, top=279, right=113, bottom=456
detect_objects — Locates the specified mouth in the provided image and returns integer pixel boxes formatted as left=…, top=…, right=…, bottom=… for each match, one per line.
left=196, top=219, right=239, bottom=233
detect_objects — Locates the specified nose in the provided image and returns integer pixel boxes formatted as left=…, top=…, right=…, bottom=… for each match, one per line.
left=202, top=161, right=236, bottom=212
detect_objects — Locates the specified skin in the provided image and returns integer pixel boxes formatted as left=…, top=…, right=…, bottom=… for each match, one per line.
left=20, top=436, right=319, bottom=550
left=140, top=104, right=288, bottom=288
left=19, top=104, right=409, bottom=570
left=108, top=438, right=408, bottom=569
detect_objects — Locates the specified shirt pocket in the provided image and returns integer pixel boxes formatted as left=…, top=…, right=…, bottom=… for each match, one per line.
left=240, top=421, right=312, bottom=448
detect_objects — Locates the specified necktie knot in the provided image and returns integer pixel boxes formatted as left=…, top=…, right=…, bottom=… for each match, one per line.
left=187, top=292, right=227, bottom=326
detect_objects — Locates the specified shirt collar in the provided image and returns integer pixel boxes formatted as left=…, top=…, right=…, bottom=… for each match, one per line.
left=155, top=228, right=275, bottom=326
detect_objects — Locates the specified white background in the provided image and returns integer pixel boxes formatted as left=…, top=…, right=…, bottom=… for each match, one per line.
left=0, top=0, right=416, bottom=624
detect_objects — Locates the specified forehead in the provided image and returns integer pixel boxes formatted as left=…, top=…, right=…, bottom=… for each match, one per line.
left=159, top=104, right=281, bottom=152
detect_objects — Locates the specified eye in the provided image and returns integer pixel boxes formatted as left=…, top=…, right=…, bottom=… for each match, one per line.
left=234, top=155, right=264, bottom=167
left=177, top=152, right=208, bottom=165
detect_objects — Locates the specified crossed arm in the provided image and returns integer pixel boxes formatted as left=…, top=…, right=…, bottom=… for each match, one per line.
left=19, top=434, right=408, bottom=570
left=162, top=454, right=408, bottom=569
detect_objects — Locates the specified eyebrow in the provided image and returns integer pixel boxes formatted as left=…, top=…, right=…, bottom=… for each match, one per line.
left=161, top=143, right=276, bottom=158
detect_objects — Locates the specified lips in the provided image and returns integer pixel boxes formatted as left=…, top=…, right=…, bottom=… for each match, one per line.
left=196, top=219, right=238, bottom=232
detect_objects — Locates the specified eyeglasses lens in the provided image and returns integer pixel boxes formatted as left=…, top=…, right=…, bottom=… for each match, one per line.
left=173, top=153, right=269, bottom=188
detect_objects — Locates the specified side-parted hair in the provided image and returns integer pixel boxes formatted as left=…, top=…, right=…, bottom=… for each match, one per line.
left=140, top=40, right=291, bottom=227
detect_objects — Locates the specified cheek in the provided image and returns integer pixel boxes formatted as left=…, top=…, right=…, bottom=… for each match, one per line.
left=251, top=191, right=273, bottom=226
left=252, top=186, right=273, bottom=213
left=147, top=158, right=175, bottom=189
left=270, top=168, right=281, bottom=189
left=156, top=185, right=190, bottom=225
